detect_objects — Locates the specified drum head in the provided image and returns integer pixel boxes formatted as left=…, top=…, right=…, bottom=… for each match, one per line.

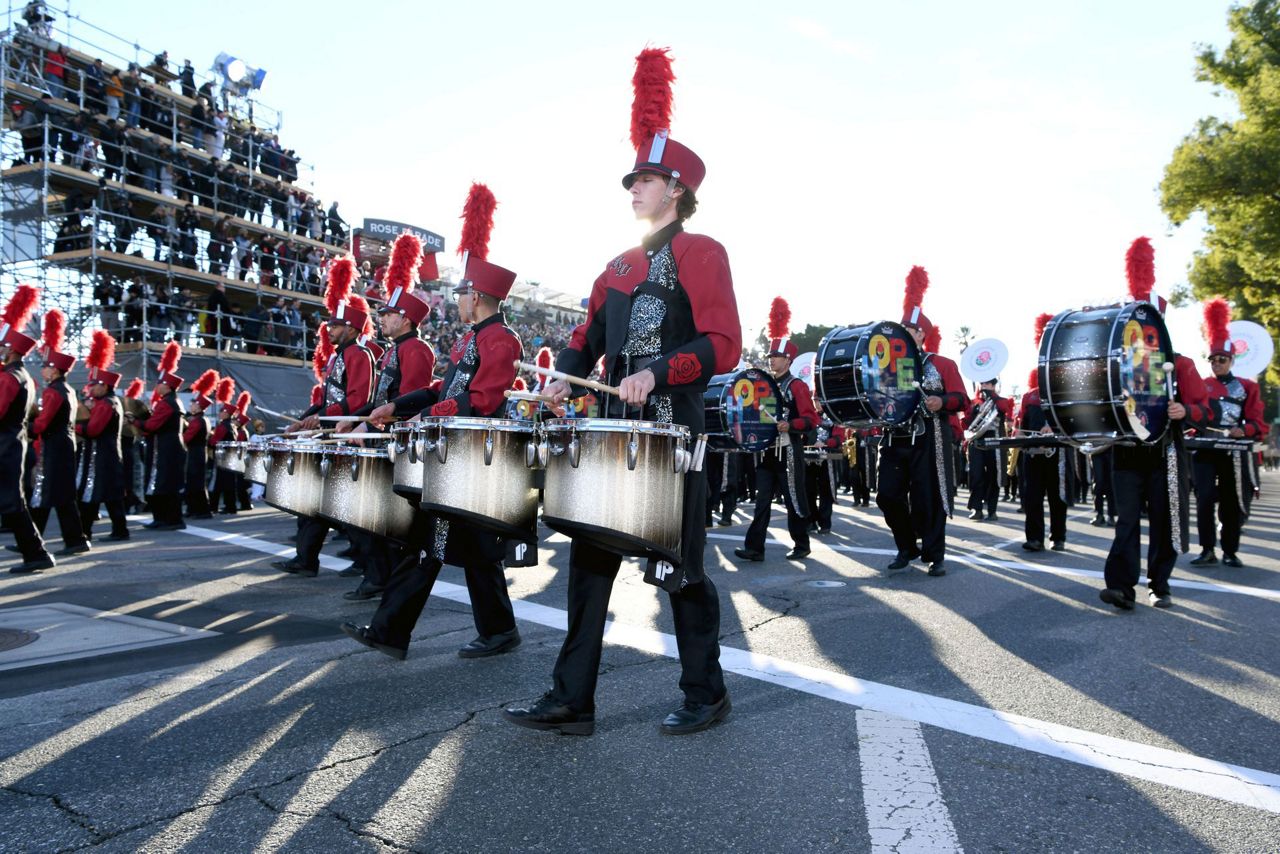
left=816, top=322, right=923, bottom=427
left=705, top=369, right=782, bottom=452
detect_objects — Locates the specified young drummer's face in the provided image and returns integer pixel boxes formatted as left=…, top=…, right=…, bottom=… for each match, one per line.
left=630, top=173, right=677, bottom=221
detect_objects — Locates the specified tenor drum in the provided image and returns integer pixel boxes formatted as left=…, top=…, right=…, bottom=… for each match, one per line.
left=318, top=443, right=415, bottom=542
left=1039, top=302, right=1173, bottom=446
left=541, top=418, right=691, bottom=563
left=389, top=422, right=426, bottom=498
left=243, top=440, right=271, bottom=486
left=703, top=369, right=782, bottom=452
left=816, top=321, right=923, bottom=428
left=264, top=439, right=324, bottom=517
left=214, top=441, right=248, bottom=473
left=417, top=416, right=540, bottom=542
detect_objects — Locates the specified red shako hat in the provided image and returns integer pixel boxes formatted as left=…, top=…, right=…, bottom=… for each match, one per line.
left=378, top=232, right=432, bottom=325
left=455, top=183, right=516, bottom=301
left=86, top=329, right=120, bottom=388
left=0, top=285, right=40, bottom=356
left=766, top=297, right=798, bottom=359
left=901, top=266, right=934, bottom=337
left=622, top=47, right=705, bottom=195
left=39, top=308, right=75, bottom=373
left=1202, top=297, right=1233, bottom=358
left=156, top=341, right=184, bottom=391
left=190, top=369, right=219, bottom=411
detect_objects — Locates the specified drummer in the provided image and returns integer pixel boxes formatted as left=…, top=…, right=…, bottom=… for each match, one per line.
left=337, top=232, right=438, bottom=602
left=1017, top=314, right=1070, bottom=552
left=77, top=332, right=130, bottom=543
left=1100, top=238, right=1212, bottom=611
left=349, top=224, right=524, bottom=661
left=504, top=48, right=740, bottom=737
left=130, top=342, right=187, bottom=532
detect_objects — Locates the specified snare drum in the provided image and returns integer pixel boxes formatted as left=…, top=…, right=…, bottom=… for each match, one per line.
left=389, top=422, right=426, bottom=498
left=703, top=369, right=782, bottom=452
left=264, top=439, right=325, bottom=517
left=417, top=416, right=540, bottom=542
left=214, top=441, right=248, bottom=473
left=1040, top=302, right=1173, bottom=446
left=318, top=443, right=415, bottom=542
left=541, top=418, right=691, bottom=563
left=816, top=321, right=923, bottom=428
left=243, top=440, right=271, bottom=486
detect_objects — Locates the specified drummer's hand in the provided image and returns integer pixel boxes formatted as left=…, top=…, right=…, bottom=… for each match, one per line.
left=297, top=415, right=321, bottom=432
left=334, top=419, right=355, bottom=434
left=1167, top=401, right=1187, bottom=421
left=1039, top=425, right=1053, bottom=435
left=1228, top=427, right=1245, bottom=438
left=350, top=422, right=369, bottom=435
left=544, top=379, right=571, bottom=404
left=369, top=403, right=397, bottom=428
left=924, top=395, right=943, bottom=413
left=777, top=421, right=790, bottom=434
left=618, top=369, right=655, bottom=407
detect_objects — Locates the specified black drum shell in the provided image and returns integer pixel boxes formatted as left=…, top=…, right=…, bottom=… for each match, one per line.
left=816, top=321, right=923, bottom=428
left=703, top=369, right=782, bottom=452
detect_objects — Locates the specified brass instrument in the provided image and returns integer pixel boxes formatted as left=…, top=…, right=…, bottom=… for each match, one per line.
left=842, top=435, right=859, bottom=467
left=963, top=397, right=1001, bottom=441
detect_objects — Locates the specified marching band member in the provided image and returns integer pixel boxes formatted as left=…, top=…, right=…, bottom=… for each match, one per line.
left=0, top=285, right=55, bottom=573
left=233, top=391, right=253, bottom=510
left=339, top=232, right=437, bottom=602
left=735, top=297, right=818, bottom=562
left=120, top=378, right=145, bottom=514
left=273, top=259, right=375, bottom=578
left=505, top=48, right=740, bottom=736
left=349, top=183, right=523, bottom=660
left=877, top=267, right=966, bottom=577
left=207, top=378, right=238, bottom=514
left=1190, top=298, right=1268, bottom=568
left=1018, top=314, right=1070, bottom=552
left=962, top=378, right=1012, bottom=522
left=1100, top=238, right=1212, bottom=610
left=806, top=418, right=839, bottom=534
left=29, top=308, right=90, bottom=555
left=182, top=369, right=218, bottom=519
left=78, top=334, right=130, bottom=542
left=131, top=341, right=188, bottom=531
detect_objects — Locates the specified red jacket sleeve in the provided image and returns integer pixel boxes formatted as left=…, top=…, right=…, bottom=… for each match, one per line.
left=789, top=379, right=819, bottom=432
left=430, top=326, right=519, bottom=418
left=140, top=397, right=175, bottom=434
left=934, top=357, right=968, bottom=412
left=1175, top=355, right=1211, bottom=428
left=209, top=421, right=230, bottom=447
left=400, top=338, right=436, bottom=395
left=30, top=386, right=64, bottom=437
left=0, top=372, right=18, bottom=421
left=82, top=399, right=115, bottom=438
left=649, top=235, right=742, bottom=392
left=1242, top=379, right=1268, bottom=438
left=324, top=346, right=373, bottom=416
left=183, top=415, right=206, bottom=445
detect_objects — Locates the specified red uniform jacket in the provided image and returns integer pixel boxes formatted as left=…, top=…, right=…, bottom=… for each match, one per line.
left=1202, top=373, right=1268, bottom=438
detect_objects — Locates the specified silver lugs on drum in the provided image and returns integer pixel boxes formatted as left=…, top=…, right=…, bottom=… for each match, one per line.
left=264, top=439, right=324, bottom=517
left=318, top=444, right=415, bottom=542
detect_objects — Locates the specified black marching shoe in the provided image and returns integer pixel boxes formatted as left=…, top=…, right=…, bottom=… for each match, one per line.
left=1189, top=551, right=1218, bottom=566
left=1051, top=541, right=1066, bottom=552
left=342, top=583, right=384, bottom=602
left=9, top=553, right=55, bottom=574
left=1222, top=553, right=1244, bottom=568
left=987, top=512, right=999, bottom=522
left=927, top=560, right=947, bottom=577
left=733, top=547, right=765, bottom=562
left=968, top=510, right=984, bottom=521
left=1022, top=540, right=1044, bottom=552
left=503, top=693, right=595, bottom=736
left=336, top=563, right=362, bottom=578
left=106, top=531, right=130, bottom=541
left=887, top=548, right=921, bottom=570
left=3, top=544, right=20, bottom=553
left=785, top=547, right=811, bottom=561
left=717, top=517, right=733, bottom=527
left=335, top=545, right=357, bottom=559
left=272, top=559, right=318, bottom=578
left=1090, top=515, right=1107, bottom=527
left=55, top=542, right=92, bottom=557
left=660, top=694, right=732, bottom=735
left=340, top=622, right=407, bottom=660
left=151, top=522, right=186, bottom=531
left=1099, top=588, right=1135, bottom=611
left=187, top=513, right=213, bottom=520
left=1148, top=590, right=1173, bottom=609
left=458, top=628, right=521, bottom=659
left=815, top=526, right=831, bottom=535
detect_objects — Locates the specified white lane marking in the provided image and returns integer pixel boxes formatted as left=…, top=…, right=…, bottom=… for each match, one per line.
left=704, top=532, right=1280, bottom=603
left=857, top=709, right=963, bottom=853
left=176, top=523, right=1280, bottom=814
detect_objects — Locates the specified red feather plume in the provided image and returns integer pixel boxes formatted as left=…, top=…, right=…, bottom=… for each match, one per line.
left=1027, top=368, right=1039, bottom=391
left=903, top=266, right=929, bottom=314
left=85, top=329, right=116, bottom=371
left=631, top=46, right=675, bottom=149
left=191, top=369, right=218, bottom=397
left=235, top=391, right=251, bottom=417
left=215, top=377, right=235, bottom=405
left=512, top=377, right=527, bottom=392
left=41, top=309, right=66, bottom=353
left=324, top=257, right=356, bottom=315
left=310, top=384, right=323, bottom=406
left=1033, top=313, right=1054, bottom=348
left=767, top=297, right=791, bottom=340
left=535, top=346, right=553, bottom=370
left=924, top=324, right=941, bottom=353
left=385, top=233, right=423, bottom=294
left=313, top=325, right=334, bottom=381
left=158, top=341, right=181, bottom=375
left=1202, top=297, right=1231, bottom=344
left=2, top=284, right=40, bottom=332
left=1125, top=237, right=1155, bottom=301
left=124, top=378, right=144, bottom=399
left=458, top=183, right=497, bottom=261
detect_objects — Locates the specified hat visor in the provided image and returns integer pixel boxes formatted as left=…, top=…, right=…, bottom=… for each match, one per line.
left=622, top=164, right=674, bottom=189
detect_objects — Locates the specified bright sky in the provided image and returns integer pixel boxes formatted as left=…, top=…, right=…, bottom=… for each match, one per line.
left=94, top=0, right=1236, bottom=389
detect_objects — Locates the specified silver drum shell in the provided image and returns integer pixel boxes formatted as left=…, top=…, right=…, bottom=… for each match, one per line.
left=417, top=416, right=538, bottom=542
left=264, top=441, right=324, bottom=517
left=244, top=444, right=271, bottom=486
left=540, top=418, right=687, bottom=563
left=214, top=441, right=248, bottom=473
left=390, top=422, right=425, bottom=497
left=318, top=445, right=415, bottom=542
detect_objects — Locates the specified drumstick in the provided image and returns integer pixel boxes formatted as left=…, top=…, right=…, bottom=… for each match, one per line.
left=255, top=404, right=302, bottom=424
left=312, top=435, right=393, bottom=445
left=315, top=415, right=378, bottom=422
left=505, top=389, right=557, bottom=404
left=515, top=360, right=621, bottom=397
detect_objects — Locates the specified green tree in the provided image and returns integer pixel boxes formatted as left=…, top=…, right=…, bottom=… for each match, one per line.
left=788, top=323, right=835, bottom=354
left=1161, top=0, right=1280, bottom=391
left=954, top=325, right=975, bottom=351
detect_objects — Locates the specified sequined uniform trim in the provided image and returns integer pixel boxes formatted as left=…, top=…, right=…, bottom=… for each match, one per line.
left=433, top=517, right=449, bottom=562
left=784, top=444, right=801, bottom=509
left=31, top=447, right=44, bottom=507
left=620, top=243, right=676, bottom=424
left=326, top=352, right=347, bottom=409
left=1057, top=452, right=1067, bottom=504
left=1233, top=450, right=1246, bottom=519
left=373, top=346, right=399, bottom=407
left=443, top=335, right=476, bottom=404
left=80, top=444, right=96, bottom=500
left=931, top=415, right=950, bottom=517
left=1166, top=441, right=1181, bottom=552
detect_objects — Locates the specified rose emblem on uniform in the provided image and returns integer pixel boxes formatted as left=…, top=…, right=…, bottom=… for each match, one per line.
left=668, top=352, right=702, bottom=385
left=431, top=399, right=459, bottom=417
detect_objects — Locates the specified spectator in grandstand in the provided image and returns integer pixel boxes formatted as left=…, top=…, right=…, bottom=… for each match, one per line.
left=179, top=59, right=195, bottom=100
left=104, top=67, right=124, bottom=120
left=23, top=2, right=54, bottom=38
left=122, top=65, right=143, bottom=128
left=84, top=59, right=106, bottom=114
left=233, top=230, right=254, bottom=281
left=205, top=281, right=232, bottom=349
left=327, top=202, right=346, bottom=246
left=210, top=109, right=228, bottom=159
left=42, top=42, right=67, bottom=101
left=190, top=96, right=208, bottom=150
left=207, top=218, right=231, bottom=278
left=177, top=205, right=199, bottom=269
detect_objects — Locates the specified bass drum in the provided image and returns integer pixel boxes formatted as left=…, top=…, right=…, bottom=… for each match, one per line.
left=1039, top=302, right=1173, bottom=446
left=815, top=321, right=923, bottom=428
left=703, top=368, right=782, bottom=452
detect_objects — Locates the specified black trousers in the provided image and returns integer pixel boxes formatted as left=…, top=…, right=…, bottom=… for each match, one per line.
left=744, top=451, right=810, bottom=552
left=2, top=510, right=47, bottom=561
left=31, top=502, right=88, bottom=548
left=1092, top=451, right=1115, bottom=519
left=550, top=537, right=725, bottom=713
left=370, top=512, right=515, bottom=649
left=1023, top=453, right=1067, bottom=545
left=294, top=516, right=331, bottom=571
left=149, top=494, right=184, bottom=525
left=877, top=435, right=947, bottom=562
left=704, top=452, right=739, bottom=525
left=805, top=460, right=834, bottom=530
left=355, top=530, right=400, bottom=590
left=185, top=472, right=211, bottom=517
left=1193, top=450, right=1244, bottom=555
left=211, top=468, right=238, bottom=513
left=1104, top=446, right=1175, bottom=597
left=79, top=500, right=128, bottom=540
left=967, top=447, right=999, bottom=513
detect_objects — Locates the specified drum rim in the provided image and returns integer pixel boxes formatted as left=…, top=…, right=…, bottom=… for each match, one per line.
left=320, top=445, right=392, bottom=458
left=267, top=439, right=325, bottom=452
left=816, top=320, right=922, bottom=428
left=705, top=367, right=782, bottom=451
left=542, top=417, right=691, bottom=437
left=419, top=415, right=535, bottom=433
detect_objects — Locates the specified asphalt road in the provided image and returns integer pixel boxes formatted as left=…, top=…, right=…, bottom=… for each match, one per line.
left=1, top=476, right=1278, bottom=853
